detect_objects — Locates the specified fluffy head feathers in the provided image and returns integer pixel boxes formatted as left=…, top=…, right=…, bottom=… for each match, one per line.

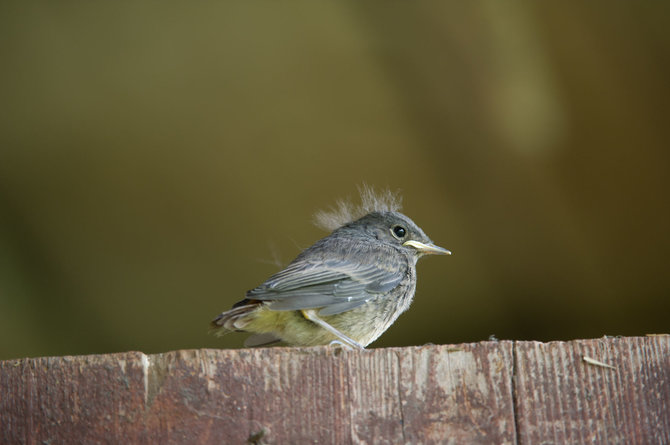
left=313, top=185, right=403, bottom=232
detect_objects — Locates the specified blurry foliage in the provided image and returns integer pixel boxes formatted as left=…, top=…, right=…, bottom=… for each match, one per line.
left=0, top=2, right=669, bottom=359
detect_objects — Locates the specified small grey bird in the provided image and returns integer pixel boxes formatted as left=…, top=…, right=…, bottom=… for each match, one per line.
left=211, top=189, right=450, bottom=349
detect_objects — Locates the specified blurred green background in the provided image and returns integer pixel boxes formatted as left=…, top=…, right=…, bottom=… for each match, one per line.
left=1, top=2, right=669, bottom=360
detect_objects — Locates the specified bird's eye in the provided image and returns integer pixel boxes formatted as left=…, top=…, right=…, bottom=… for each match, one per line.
left=392, top=225, right=407, bottom=239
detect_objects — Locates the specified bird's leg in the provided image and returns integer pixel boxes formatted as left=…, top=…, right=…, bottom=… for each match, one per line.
left=301, top=309, right=365, bottom=350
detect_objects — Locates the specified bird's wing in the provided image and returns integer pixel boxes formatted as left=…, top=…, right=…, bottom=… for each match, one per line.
left=246, top=257, right=405, bottom=316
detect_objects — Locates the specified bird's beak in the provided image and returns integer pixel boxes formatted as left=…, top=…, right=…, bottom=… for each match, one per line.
left=403, top=240, right=451, bottom=255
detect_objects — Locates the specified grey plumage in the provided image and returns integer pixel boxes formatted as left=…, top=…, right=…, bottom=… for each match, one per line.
left=212, top=194, right=450, bottom=349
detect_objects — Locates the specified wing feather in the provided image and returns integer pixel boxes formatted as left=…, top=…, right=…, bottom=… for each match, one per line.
left=246, top=246, right=406, bottom=316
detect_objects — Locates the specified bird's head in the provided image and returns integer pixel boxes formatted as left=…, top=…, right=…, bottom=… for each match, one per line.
left=343, top=211, right=451, bottom=259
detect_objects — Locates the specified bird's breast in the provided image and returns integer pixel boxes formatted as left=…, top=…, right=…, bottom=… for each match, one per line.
left=324, top=266, right=416, bottom=347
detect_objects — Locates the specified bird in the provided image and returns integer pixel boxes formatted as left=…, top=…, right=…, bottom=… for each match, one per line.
left=211, top=187, right=450, bottom=349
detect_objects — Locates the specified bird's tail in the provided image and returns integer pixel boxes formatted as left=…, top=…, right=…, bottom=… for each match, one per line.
left=210, top=302, right=282, bottom=347
left=210, top=303, right=258, bottom=335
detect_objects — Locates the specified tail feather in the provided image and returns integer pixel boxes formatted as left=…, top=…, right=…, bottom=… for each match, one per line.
left=210, top=303, right=259, bottom=334
left=244, top=333, right=281, bottom=347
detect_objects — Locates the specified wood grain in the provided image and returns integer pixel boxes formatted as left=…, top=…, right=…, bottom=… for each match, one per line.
left=1, top=336, right=668, bottom=444
left=514, top=337, right=670, bottom=444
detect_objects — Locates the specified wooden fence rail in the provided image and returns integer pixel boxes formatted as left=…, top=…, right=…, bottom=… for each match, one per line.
left=1, top=336, right=669, bottom=444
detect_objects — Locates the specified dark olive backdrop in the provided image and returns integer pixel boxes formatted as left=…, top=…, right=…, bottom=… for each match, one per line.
left=1, top=2, right=669, bottom=360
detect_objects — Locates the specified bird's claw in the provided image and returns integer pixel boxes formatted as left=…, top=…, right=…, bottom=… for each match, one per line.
left=328, top=340, right=354, bottom=350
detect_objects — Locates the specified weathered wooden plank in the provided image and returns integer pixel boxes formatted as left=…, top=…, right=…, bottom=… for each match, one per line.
left=0, top=353, right=148, bottom=444
left=1, top=342, right=516, bottom=444
left=347, top=342, right=516, bottom=444
left=2, top=337, right=668, bottom=444
left=514, top=336, right=670, bottom=445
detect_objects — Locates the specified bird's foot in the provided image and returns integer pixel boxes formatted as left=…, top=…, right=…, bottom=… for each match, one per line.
left=328, top=340, right=355, bottom=350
